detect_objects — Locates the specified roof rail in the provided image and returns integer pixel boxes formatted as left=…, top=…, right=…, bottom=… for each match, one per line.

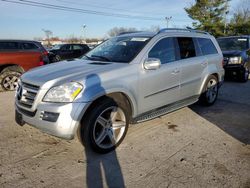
left=118, top=31, right=143, bottom=36
left=157, top=28, right=210, bottom=35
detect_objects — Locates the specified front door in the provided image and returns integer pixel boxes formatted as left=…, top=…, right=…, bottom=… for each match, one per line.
left=138, top=37, right=181, bottom=114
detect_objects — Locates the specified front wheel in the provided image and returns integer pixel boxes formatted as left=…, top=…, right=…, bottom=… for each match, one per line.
left=79, top=99, right=129, bottom=153
left=0, top=67, right=22, bottom=91
left=199, top=75, right=219, bottom=106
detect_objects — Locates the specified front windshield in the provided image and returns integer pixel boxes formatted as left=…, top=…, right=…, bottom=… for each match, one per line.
left=82, top=36, right=151, bottom=63
left=51, top=44, right=63, bottom=50
left=217, top=37, right=248, bottom=51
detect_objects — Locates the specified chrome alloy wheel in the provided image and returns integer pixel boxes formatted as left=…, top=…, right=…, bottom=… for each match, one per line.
left=2, top=74, right=20, bottom=91
left=93, top=106, right=126, bottom=149
left=206, top=78, right=218, bottom=104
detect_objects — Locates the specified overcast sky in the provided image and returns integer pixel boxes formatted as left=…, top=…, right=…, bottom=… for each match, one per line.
left=0, top=0, right=242, bottom=39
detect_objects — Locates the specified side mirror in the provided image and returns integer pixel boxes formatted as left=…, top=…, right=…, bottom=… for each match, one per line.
left=144, top=58, right=161, bottom=70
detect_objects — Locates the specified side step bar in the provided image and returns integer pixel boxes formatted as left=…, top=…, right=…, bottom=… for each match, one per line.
left=131, top=96, right=198, bottom=124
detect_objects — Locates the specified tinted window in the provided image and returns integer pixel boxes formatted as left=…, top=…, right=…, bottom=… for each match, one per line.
left=72, top=45, right=83, bottom=50
left=148, top=38, right=176, bottom=64
left=0, top=42, right=19, bottom=50
left=61, top=45, right=71, bottom=50
left=197, top=38, right=218, bottom=55
left=177, top=37, right=196, bottom=59
left=22, top=43, right=39, bottom=50
left=217, top=37, right=248, bottom=51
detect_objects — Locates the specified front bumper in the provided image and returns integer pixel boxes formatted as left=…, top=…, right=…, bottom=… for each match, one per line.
left=224, top=65, right=245, bottom=76
left=15, top=101, right=90, bottom=140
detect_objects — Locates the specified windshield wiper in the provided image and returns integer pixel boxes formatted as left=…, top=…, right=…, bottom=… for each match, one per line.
left=83, top=55, right=93, bottom=60
left=91, top=55, right=112, bottom=62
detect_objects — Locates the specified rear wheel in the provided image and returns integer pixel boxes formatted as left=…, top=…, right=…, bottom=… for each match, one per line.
left=0, top=66, right=22, bottom=91
left=79, top=99, right=129, bottom=153
left=199, top=75, right=219, bottom=106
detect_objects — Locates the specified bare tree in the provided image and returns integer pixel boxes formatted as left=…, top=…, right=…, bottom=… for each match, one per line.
left=42, top=29, right=53, bottom=46
left=107, top=27, right=137, bottom=37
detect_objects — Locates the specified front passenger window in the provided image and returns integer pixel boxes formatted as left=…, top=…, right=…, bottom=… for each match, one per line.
left=148, top=38, right=176, bottom=64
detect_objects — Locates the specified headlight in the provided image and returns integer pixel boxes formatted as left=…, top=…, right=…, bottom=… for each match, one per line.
left=228, top=57, right=242, bottom=64
left=43, top=82, right=83, bottom=102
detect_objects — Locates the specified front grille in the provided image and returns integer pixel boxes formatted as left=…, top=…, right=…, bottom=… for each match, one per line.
left=17, top=82, right=40, bottom=109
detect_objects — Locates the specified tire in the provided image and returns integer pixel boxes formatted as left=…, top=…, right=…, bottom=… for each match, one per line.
left=79, top=98, right=129, bottom=153
left=199, top=75, right=219, bottom=106
left=0, top=66, right=23, bottom=92
left=54, top=55, right=61, bottom=62
left=239, top=67, right=249, bottom=83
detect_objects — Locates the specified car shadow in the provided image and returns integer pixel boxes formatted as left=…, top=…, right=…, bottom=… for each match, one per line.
left=76, top=74, right=125, bottom=188
left=84, top=149, right=125, bottom=188
left=190, top=82, right=250, bottom=145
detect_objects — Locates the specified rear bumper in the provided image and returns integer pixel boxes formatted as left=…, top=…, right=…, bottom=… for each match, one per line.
left=15, top=101, right=90, bottom=140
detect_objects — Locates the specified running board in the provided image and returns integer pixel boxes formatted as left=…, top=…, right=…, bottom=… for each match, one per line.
left=131, top=96, right=198, bottom=124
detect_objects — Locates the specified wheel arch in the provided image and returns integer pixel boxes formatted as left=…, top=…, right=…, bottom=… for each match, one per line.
left=199, top=73, right=219, bottom=94
left=84, top=91, right=134, bottom=120
left=0, top=64, right=25, bottom=73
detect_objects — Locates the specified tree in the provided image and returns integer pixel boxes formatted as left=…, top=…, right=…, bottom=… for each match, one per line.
left=42, top=29, right=53, bottom=46
left=107, top=27, right=137, bottom=37
left=228, top=0, right=250, bottom=35
left=185, top=0, right=230, bottom=37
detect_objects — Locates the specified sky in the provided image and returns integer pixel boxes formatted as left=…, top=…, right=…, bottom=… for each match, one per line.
left=0, top=0, right=242, bottom=40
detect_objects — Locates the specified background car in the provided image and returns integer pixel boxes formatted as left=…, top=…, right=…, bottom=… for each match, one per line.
left=0, top=40, right=49, bottom=91
left=217, top=36, right=250, bottom=82
left=48, top=43, right=90, bottom=62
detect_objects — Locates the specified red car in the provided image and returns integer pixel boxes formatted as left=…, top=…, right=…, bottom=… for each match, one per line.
left=0, top=40, right=49, bottom=91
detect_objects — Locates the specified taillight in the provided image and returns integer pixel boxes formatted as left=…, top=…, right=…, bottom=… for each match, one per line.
left=42, top=51, right=49, bottom=56
left=221, top=59, right=224, bottom=67
left=38, top=61, right=44, bottom=66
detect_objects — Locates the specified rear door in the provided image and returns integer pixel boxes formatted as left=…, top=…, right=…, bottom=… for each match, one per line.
left=60, top=44, right=73, bottom=59
left=138, top=37, right=181, bottom=114
left=176, top=37, right=207, bottom=100
left=72, top=44, right=84, bottom=58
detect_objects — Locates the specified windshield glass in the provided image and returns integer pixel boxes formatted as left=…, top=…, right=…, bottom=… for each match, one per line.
left=82, top=36, right=151, bottom=63
left=51, top=44, right=63, bottom=50
left=217, top=37, right=248, bottom=51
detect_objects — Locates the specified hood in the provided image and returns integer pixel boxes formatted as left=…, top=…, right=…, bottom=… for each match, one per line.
left=222, top=50, right=243, bottom=57
left=21, top=59, right=127, bottom=89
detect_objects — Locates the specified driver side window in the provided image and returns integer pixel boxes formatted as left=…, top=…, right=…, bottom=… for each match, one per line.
left=148, top=37, right=176, bottom=64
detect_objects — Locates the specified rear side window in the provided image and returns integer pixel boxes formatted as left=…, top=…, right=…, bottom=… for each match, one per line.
left=148, top=37, right=176, bottom=64
left=22, top=43, right=39, bottom=50
left=72, top=45, right=82, bottom=50
left=177, top=37, right=196, bottom=59
left=0, top=42, right=19, bottom=50
left=197, top=38, right=218, bottom=55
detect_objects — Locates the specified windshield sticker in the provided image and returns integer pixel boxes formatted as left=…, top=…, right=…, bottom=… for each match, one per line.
left=131, top=37, right=149, bottom=42
left=238, top=38, right=247, bottom=41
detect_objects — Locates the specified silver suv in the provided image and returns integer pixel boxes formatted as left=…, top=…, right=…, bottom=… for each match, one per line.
left=15, top=29, right=224, bottom=153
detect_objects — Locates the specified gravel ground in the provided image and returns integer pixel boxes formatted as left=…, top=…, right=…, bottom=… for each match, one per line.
left=0, top=81, right=250, bottom=188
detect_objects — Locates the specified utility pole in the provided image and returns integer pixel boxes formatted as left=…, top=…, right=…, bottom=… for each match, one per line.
left=165, top=16, right=172, bottom=28
left=82, top=24, right=87, bottom=44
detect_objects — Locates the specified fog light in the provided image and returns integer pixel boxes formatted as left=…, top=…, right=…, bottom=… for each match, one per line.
left=41, top=111, right=59, bottom=122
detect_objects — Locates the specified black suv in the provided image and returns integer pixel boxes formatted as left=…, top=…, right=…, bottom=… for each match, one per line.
left=217, top=36, right=250, bottom=82
left=48, top=43, right=90, bottom=62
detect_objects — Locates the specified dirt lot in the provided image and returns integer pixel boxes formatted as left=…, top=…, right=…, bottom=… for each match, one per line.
left=0, top=81, right=250, bottom=188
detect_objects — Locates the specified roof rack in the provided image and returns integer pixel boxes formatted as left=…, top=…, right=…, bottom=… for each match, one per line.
left=157, top=28, right=210, bottom=35
left=118, top=31, right=143, bottom=36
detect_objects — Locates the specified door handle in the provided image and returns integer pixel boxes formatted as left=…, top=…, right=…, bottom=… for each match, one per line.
left=201, top=62, right=207, bottom=66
